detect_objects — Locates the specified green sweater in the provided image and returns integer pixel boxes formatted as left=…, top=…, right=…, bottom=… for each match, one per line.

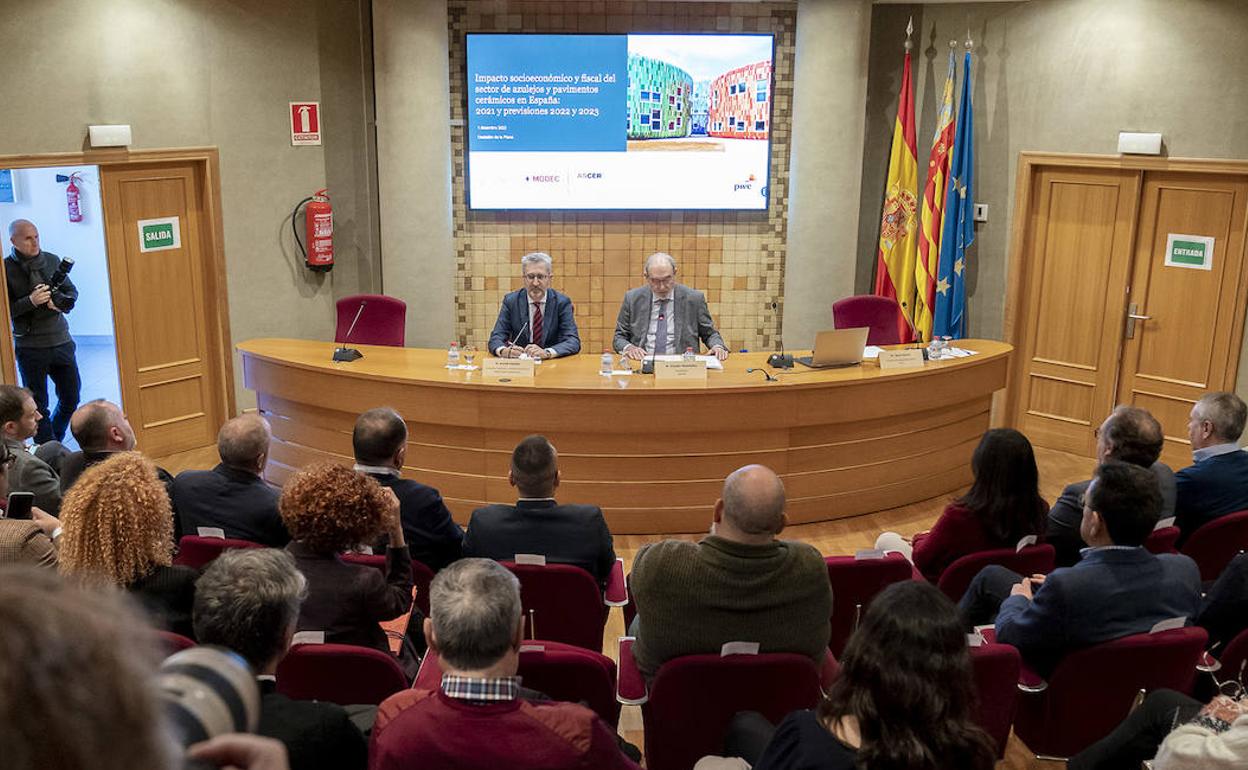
left=631, top=535, right=832, bottom=678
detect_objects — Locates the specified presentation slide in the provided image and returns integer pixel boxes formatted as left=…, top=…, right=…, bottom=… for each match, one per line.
left=466, top=33, right=774, bottom=211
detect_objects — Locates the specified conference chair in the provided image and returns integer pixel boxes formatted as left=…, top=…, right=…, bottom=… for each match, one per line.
left=823, top=552, right=913, bottom=656
left=831, top=295, right=915, bottom=345
left=173, top=534, right=264, bottom=569
left=969, top=642, right=1023, bottom=758
left=935, top=543, right=1056, bottom=603
left=157, top=630, right=197, bottom=656
left=340, top=551, right=432, bottom=617
left=1143, top=525, right=1181, bottom=555
left=276, top=642, right=408, bottom=706
left=1180, top=509, right=1248, bottom=582
left=334, top=293, right=407, bottom=347
left=501, top=559, right=628, bottom=652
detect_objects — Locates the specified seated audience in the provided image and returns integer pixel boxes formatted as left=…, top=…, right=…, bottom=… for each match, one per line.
left=352, top=407, right=461, bottom=570
left=193, top=548, right=368, bottom=770
left=58, top=452, right=199, bottom=637
left=0, top=383, right=61, bottom=513
left=463, top=434, right=616, bottom=587
left=960, top=461, right=1202, bottom=677
left=280, top=462, right=412, bottom=656
left=1175, top=391, right=1248, bottom=542
left=172, top=414, right=289, bottom=547
left=371, top=558, right=640, bottom=769
left=876, top=428, right=1048, bottom=582
left=59, top=398, right=174, bottom=493
left=1196, top=551, right=1248, bottom=652
left=0, top=442, right=61, bottom=568
left=630, top=464, right=831, bottom=680
left=1048, top=405, right=1174, bottom=565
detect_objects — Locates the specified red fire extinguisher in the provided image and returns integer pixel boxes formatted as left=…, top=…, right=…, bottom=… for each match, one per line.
left=293, top=189, right=333, bottom=272
left=66, top=173, right=83, bottom=223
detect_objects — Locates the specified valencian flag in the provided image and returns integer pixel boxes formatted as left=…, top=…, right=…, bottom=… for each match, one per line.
left=933, top=50, right=975, bottom=339
left=871, top=32, right=919, bottom=341
left=914, top=50, right=957, bottom=343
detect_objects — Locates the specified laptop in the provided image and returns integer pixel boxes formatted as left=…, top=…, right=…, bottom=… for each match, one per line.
left=795, top=327, right=870, bottom=369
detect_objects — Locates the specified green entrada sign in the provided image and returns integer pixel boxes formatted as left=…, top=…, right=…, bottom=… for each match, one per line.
left=1164, top=233, right=1214, bottom=271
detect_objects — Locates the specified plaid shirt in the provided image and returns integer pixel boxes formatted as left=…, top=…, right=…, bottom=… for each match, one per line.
left=440, top=674, right=521, bottom=704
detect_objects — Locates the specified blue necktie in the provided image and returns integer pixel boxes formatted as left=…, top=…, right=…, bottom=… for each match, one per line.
left=653, top=299, right=669, bottom=354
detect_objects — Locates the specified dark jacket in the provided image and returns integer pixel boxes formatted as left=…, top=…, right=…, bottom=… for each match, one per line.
left=171, top=464, right=289, bottom=547
left=367, top=472, right=462, bottom=571
left=257, top=679, right=368, bottom=770
left=487, top=288, right=581, bottom=357
left=1196, top=552, right=1248, bottom=651
left=60, top=449, right=175, bottom=494
left=1174, top=450, right=1248, bottom=542
left=5, top=249, right=77, bottom=348
left=289, top=541, right=413, bottom=654
left=127, top=563, right=199, bottom=639
left=463, top=499, right=616, bottom=587
left=1047, top=461, right=1176, bottom=566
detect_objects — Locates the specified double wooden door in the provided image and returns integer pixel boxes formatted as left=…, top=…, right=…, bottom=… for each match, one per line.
left=1009, top=157, right=1248, bottom=469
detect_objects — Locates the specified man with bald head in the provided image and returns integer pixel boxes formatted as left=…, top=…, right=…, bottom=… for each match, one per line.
left=58, top=399, right=173, bottom=493
left=170, top=414, right=289, bottom=546
left=629, top=464, right=831, bottom=679
left=613, top=252, right=729, bottom=362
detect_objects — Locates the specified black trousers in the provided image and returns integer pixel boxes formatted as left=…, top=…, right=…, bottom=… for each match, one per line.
left=15, top=340, right=80, bottom=444
left=958, top=564, right=1024, bottom=629
left=1068, top=689, right=1201, bottom=769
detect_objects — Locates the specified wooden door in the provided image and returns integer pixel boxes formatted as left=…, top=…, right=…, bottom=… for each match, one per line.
left=1116, top=172, right=1248, bottom=468
left=1012, top=167, right=1142, bottom=455
left=100, top=162, right=223, bottom=455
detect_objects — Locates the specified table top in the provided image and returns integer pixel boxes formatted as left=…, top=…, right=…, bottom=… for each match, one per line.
left=237, top=338, right=1012, bottom=394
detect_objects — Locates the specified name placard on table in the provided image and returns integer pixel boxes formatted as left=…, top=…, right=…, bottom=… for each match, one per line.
left=878, top=349, right=926, bottom=370
left=482, top=357, right=536, bottom=382
left=654, top=359, right=708, bottom=385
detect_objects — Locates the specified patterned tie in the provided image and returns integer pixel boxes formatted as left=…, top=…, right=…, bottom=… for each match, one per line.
left=653, top=299, right=669, bottom=354
left=531, top=301, right=543, bottom=347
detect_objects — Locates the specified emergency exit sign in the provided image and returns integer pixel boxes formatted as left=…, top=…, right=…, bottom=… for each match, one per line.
left=290, top=101, right=322, bottom=146
left=1165, top=233, right=1214, bottom=271
left=137, top=217, right=181, bottom=253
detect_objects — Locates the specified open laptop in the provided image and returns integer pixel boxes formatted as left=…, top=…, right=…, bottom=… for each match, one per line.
left=795, top=327, right=870, bottom=368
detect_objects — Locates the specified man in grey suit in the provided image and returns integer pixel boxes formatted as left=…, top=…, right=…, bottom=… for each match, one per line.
left=613, top=252, right=729, bottom=361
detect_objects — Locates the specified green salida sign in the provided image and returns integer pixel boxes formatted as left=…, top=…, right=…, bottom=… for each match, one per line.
left=1165, top=233, right=1214, bottom=271
left=137, top=216, right=181, bottom=253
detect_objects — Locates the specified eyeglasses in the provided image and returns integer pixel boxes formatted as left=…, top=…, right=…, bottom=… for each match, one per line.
left=646, top=275, right=676, bottom=287
left=523, top=273, right=550, bottom=282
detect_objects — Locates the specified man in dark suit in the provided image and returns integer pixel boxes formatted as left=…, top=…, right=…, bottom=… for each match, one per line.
left=463, top=435, right=616, bottom=588
left=614, top=252, right=728, bottom=361
left=1175, top=391, right=1248, bottom=542
left=488, top=252, right=581, bottom=359
left=960, top=461, right=1202, bottom=677
left=170, top=414, right=289, bottom=546
left=193, top=548, right=369, bottom=770
left=58, top=399, right=174, bottom=493
left=353, top=406, right=462, bottom=571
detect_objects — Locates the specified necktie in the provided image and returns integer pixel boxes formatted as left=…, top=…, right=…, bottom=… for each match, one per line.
left=653, top=299, right=669, bottom=355
left=531, top=301, right=543, bottom=347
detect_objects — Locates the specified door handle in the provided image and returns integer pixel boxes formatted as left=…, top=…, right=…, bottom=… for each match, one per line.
left=1127, top=313, right=1151, bottom=320
left=1125, top=304, right=1149, bottom=339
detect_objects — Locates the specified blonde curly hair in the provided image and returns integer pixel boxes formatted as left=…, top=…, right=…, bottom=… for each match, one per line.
left=280, top=462, right=388, bottom=554
left=57, top=452, right=173, bottom=586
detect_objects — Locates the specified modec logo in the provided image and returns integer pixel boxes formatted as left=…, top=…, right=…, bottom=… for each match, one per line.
left=526, top=175, right=560, bottom=182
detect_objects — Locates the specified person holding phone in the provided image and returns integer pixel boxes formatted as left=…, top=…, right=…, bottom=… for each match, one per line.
left=0, top=383, right=63, bottom=514
left=0, top=444, right=62, bottom=568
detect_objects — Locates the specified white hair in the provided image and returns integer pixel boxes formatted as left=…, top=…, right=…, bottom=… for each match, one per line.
left=520, top=252, right=553, bottom=273
left=644, top=252, right=677, bottom=275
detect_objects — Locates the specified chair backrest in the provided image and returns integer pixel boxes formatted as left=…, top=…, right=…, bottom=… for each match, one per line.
left=643, top=653, right=822, bottom=770
left=335, top=293, right=407, bottom=347
left=501, top=562, right=607, bottom=652
left=823, top=553, right=913, bottom=656
left=1143, top=525, right=1181, bottom=555
left=969, top=643, right=1022, bottom=758
left=1215, top=627, right=1248, bottom=686
left=936, top=544, right=1056, bottom=602
left=831, top=295, right=915, bottom=345
left=1181, top=509, right=1248, bottom=582
left=173, top=535, right=265, bottom=569
left=1013, top=626, right=1208, bottom=758
left=276, top=643, right=408, bottom=706
left=340, top=552, right=432, bottom=617
left=157, top=630, right=197, bottom=656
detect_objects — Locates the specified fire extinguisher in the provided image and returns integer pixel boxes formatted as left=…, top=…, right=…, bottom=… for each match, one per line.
left=66, top=173, right=83, bottom=223
left=292, top=189, right=333, bottom=272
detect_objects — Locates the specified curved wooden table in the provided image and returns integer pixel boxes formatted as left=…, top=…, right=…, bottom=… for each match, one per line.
left=238, top=339, right=1012, bottom=534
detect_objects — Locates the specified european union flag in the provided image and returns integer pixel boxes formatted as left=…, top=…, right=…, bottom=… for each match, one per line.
left=933, top=51, right=974, bottom=339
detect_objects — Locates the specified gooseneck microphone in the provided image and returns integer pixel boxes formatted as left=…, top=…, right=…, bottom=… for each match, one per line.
left=640, top=310, right=664, bottom=375
left=746, top=367, right=779, bottom=382
left=332, top=300, right=366, bottom=362
left=766, top=301, right=793, bottom=369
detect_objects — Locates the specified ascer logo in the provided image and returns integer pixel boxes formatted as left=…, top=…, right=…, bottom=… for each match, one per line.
left=733, top=173, right=757, bottom=192
left=576, top=171, right=603, bottom=180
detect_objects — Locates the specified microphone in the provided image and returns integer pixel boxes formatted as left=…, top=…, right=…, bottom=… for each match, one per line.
left=746, top=367, right=778, bottom=382
left=332, top=300, right=366, bottom=362
left=505, top=318, right=530, bottom=356
left=766, top=301, right=793, bottom=369
left=640, top=311, right=664, bottom=375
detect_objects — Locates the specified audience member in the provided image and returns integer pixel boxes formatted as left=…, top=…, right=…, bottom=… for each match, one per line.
left=1175, top=391, right=1248, bottom=542
left=0, top=442, right=61, bottom=568
left=352, top=407, right=462, bottom=570
left=630, top=464, right=831, bottom=679
left=280, top=462, right=413, bottom=657
left=876, top=428, right=1048, bottom=581
left=58, top=452, right=198, bottom=636
left=1195, top=551, right=1248, bottom=652
left=172, top=414, right=289, bottom=546
left=0, top=383, right=61, bottom=513
left=960, top=461, right=1202, bottom=676
left=1047, top=405, right=1174, bottom=565
left=59, top=398, right=174, bottom=492
left=463, top=434, right=616, bottom=587
left=371, top=558, right=640, bottom=769
left=193, top=548, right=368, bottom=770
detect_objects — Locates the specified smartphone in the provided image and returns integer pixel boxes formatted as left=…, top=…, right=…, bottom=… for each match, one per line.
left=6, top=491, right=34, bottom=520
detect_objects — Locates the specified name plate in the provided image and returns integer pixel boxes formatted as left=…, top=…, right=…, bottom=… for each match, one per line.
left=482, top=357, right=535, bottom=381
left=878, top=349, right=926, bottom=370
left=654, top=359, right=707, bottom=384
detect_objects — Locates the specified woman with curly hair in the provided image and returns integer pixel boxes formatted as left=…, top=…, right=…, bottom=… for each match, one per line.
left=281, top=462, right=412, bottom=656
left=57, top=451, right=197, bottom=637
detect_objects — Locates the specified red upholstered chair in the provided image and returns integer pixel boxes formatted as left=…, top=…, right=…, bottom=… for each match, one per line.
left=1210, top=628, right=1248, bottom=684
left=335, top=293, right=406, bottom=347
left=1180, top=509, right=1248, bottom=582
left=823, top=553, right=913, bottom=656
left=969, top=642, right=1022, bottom=758
left=173, top=535, right=265, bottom=569
left=831, top=295, right=915, bottom=345
left=1144, top=525, right=1181, bottom=555
left=1011, top=626, right=1208, bottom=759
left=340, top=552, right=432, bottom=617
left=276, top=643, right=408, bottom=706
left=501, top=561, right=620, bottom=652
left=157, top=630, right=197, bottom=656
left=935, top=544, right=1056, bottom=603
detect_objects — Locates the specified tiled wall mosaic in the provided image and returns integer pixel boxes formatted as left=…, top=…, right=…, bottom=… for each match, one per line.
left=448, top=1, right=796, bottom=355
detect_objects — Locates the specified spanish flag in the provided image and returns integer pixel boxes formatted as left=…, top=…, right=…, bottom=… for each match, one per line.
left=872, top=45, right=919, bottom=341
left=914, top=51, right=957, bottom=343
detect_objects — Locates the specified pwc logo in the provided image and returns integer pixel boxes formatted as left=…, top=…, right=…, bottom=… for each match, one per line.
left=733, top=173, right=757, bottom=192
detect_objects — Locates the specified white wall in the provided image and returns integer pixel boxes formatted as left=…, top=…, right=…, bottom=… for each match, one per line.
left=0, top=165, right=116, bottom=337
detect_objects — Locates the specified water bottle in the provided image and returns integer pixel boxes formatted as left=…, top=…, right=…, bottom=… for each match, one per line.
left=683, top=346, right=695, bottom=361
left=447, top=342, right=460, bottom=368
left=926, top=337, right=941, bottom=361
left=600, top=351, right=613, bottom=375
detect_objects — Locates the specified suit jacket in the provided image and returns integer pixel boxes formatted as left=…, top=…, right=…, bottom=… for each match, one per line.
left=1046, top=461, right=1176, bottom=566
left=171, top=464, right=289, bottom=547
left=59, top=449, right=175, bottom=494
left=4, top=437, right=61, bottom=514
left=462, top=499, right=616, bottom=588
left=0, top=518, right=57, bottom=568
left=488, top=288, right=581, bottom=357
left=995, top=547, right=1202, bottom=677
left=257, top=678, right=368, bottom=770
left=1174, top=449, right=1248, bottom=542
left=612, top=283, right=725, bottom=354
left=127, top=563, right=200, bottom=639
left=368, top=472, right=463, bottom=571
left=289, top=541, right=413, bottom=654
